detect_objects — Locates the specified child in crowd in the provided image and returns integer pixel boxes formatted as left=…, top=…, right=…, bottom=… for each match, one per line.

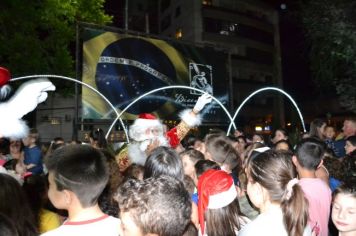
left=331, top=179, right=356, bottom=236
left=179, top=148, right=204, bottom=182
left=0, top=212, right=19, bottom=236
left=0, top=173, right=37, bottom=236
left=324, top=125, right=337, bottom=154
left=42, top=144, right=120, bottom=236
left=271, top=128, right=288, bottom=145
left=115, top=175, right=192, bottom=236
left=203, top=134, right=241, bottom=177
left=144, top=146, right=184, bottom=181
left=198, top=169, right=250, bottom=236
left=252, top=133, right=264, bottom=144
left=23, top=175, right=61, bottom=234
left=240, top=150, right=310, bottom=236
left=293, top=138, right=332, bottom=236
left=273, top=139, right=293, bottom=151
left=341, top=136, right=356, bottom=182
left=22, top=128, right=43, bottom=175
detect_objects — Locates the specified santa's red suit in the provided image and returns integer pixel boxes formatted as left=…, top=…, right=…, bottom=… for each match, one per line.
left=116, top=94, right=211, bottom=172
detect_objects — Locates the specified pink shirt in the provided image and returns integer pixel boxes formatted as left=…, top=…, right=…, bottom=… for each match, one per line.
left=299, top=178, right=331, bottom=236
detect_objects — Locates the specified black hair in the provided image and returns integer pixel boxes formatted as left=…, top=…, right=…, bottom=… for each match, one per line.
left=0, top=213, right=19, bottom=236
left=144, top=146, right=184, bottom=181
left=274, top=139, right=293, bottom=151
left=346, top=135, right=356, bottom=146
left=295, top=138, right=325, bottom=170
left=179, top=148, right=204, bottom=164
left=0, top=138, right=10, bottom=155
left=0, top=173, right=37, bottom=236
left=194, top=159, right=220, bottom=178
left=89, top=128, right=107, bottom=149
left=116, top=175, right=192, bottom=236
left=45, top=144, right=109, bottom=207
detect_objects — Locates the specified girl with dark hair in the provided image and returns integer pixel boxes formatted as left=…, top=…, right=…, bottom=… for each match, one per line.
left=89, top=128, right=107, bottom=149
left=271, top=128, right=289, bottom=145
left=309, top=118, right=327, bottom=140
left=198, top=169, right=250, bottom=236
left=0, top=173, right=37, bottom=236
left=240, top=150, right=310, bottom=236
left=144, top=146, right=184, bottom=181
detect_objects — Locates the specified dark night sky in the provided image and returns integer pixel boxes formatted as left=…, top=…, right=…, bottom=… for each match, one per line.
left=263, top=1, right=314, bottom=101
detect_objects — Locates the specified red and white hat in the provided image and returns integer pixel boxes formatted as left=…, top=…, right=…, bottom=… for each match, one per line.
left=128, top=113, right=164, bottom=142
left=134, top=113, right=161, bottom=127
left=0, top=67, right=10, bottom=87
left=198, top=169, right=237, bottom=235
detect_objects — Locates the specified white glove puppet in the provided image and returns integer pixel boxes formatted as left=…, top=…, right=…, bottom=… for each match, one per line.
left=0, top=78, right=56, bottom=139
left=193, top=93, right=212, bottom=114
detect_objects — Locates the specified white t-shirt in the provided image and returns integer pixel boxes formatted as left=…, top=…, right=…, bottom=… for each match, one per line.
left=41, top=215, right=120, bottom=236
left=239, top=207, right=311, bottom=236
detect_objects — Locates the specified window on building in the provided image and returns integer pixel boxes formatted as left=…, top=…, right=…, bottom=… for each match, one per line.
left=175, top=6, right=181, bottom=17
left=161, top=15, right=171, bottom=31
left=161, top=0, right=171, bottom=13
left=202, top=0, right=213, bottom=5
left=137, top=3, right=143, bottom=11
left=203, top=17, right=274, bottom=45
left=175, top=28, right=183, bottom=39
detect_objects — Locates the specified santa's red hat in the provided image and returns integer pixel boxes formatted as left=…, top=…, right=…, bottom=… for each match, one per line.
left=128, top=113, right=164, bottom=142
left=0, top=67, right=10, bottom=87
left=198, top=169, right=237, bottom=235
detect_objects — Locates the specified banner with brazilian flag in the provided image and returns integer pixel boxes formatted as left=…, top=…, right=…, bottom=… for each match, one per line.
left=81, top=25, right=230, bottom=123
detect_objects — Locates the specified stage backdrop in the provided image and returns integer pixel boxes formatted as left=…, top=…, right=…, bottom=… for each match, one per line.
left=81, top=26, right=230, bottom=123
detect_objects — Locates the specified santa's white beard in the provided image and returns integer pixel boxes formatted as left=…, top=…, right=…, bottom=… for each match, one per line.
left=128, top=135, right=169, bottom=166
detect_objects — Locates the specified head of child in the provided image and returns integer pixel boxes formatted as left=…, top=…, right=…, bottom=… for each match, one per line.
left=246, top=150, right=309, bottom=236
left=144, top=146, right=184, bottom=182
left=293, top=138, right=325, bottom=175
left=179, top=149, right=204, bottom=181
left=45, top=145, right=109, bottom=212
left=324, top=125, right=336, bottom=140
left=22, top=128, right=39, bottom=147
left=89, top=128, right=107, bottom=149
left=332, top=179, right=356, bottom=236
left=203, top=134, right=240, bottom=172
left=197, top=169, right=242, bottom=236
left=115, top=175, right=191, bottom=236
left=272, top=128, right=288, bottom=144
left=274, top=140, right=292, bottom=151
left=345, top=136, right=356, bottom=155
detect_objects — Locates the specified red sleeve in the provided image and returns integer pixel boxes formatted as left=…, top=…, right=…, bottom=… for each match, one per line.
left=166, top=127, right=180, bottom=148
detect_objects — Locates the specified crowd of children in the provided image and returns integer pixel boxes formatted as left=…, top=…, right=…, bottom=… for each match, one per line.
left=0, top=117, right=355, bottom=236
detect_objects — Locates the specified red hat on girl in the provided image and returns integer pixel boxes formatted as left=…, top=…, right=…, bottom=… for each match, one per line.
left=198, top=169, right=237, bottom=235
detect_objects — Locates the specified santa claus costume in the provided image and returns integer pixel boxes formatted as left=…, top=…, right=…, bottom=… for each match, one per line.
left=116, top=93, right=211, bottom=171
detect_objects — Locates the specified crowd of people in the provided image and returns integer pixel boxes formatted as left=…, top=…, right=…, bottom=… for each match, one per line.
left=0, top=105, right=355, bottom=236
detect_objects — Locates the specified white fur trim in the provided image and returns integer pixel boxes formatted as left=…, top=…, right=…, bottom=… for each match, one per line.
left=208, top=184, right=237, bottom=209
left=0, top=117, right=29, bottom=139
left=129, top=119, right=163, bottom=142
left=179, top=109, right=202, bottom=127
left=133, top=118, right=161, bottom=129
left=127, top=143, right=148, bottom=166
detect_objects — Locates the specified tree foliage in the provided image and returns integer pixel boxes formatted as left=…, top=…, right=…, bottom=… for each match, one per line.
left=298, top=0, right=356, bottom=113
left=0, top=0, right=112, bottom=93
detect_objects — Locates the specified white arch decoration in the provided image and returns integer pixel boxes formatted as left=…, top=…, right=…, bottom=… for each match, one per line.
left=11, top=75, right=130, bottom=143
left=106, top=85, right=236, bottom=140
left=227, top=87, right=306, bottom=135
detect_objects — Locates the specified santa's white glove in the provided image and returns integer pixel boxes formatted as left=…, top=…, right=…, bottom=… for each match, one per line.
left=4, top=78, right=56, bottom=119
left=0, top=78, right=55, bottom=139
left=193, top=93, right=212, bottom=114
